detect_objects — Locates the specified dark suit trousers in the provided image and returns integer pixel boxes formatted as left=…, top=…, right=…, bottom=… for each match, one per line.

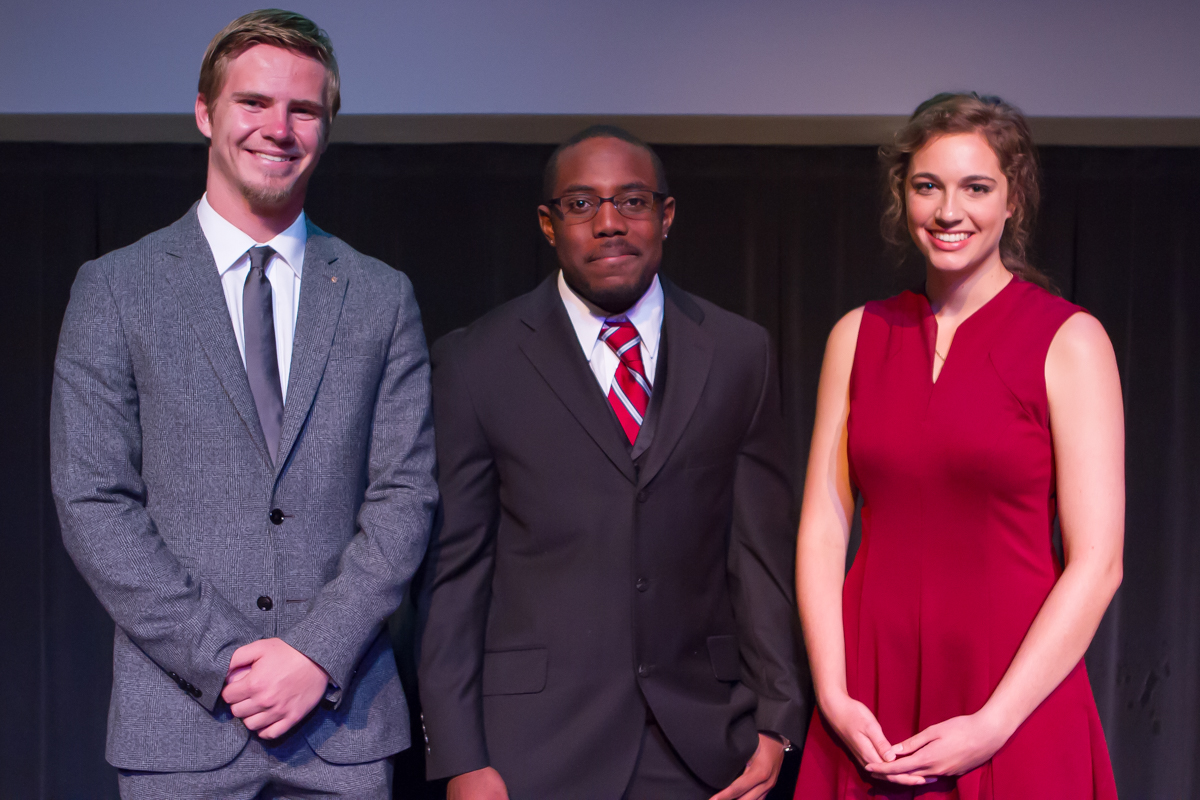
left=623, top=719, right=716, bottom=800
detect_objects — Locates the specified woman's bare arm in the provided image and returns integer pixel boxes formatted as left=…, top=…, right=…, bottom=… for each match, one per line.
left=983, top=312, right=1125, bottom=732
left=796, top=307, right=914, bottom=774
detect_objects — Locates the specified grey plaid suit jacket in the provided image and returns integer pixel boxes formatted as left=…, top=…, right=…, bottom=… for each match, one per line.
left=50, top=206, right=437, bottom=772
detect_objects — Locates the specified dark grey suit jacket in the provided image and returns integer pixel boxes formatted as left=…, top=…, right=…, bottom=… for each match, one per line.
left=417, top=275, right=807, bottom=799
left=50, top=206, right=437, bottom=771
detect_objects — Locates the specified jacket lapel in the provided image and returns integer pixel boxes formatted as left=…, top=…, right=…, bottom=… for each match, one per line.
left=636, top=279, right=713, bottom=489
left=161, top=207, right=272, bottom=468
left=518, top=277, right=637, bottom=485
left=274, top=223, right=347, bottom=475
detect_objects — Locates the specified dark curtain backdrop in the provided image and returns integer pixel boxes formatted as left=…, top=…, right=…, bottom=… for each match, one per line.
left=2, top=141, right=1196, bottom=799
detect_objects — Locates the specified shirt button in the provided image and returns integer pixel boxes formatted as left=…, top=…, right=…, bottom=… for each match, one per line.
left=635, top=578, right=648, bottom=592
left=269, top=508, right=284, bottom=525
left=257, top=596, right=274, bottom=611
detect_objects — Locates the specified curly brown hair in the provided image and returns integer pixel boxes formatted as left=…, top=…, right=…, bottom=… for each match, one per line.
left=198, top=9, right=340, bottom=128
left=880, top=92, right=1050, bottom=290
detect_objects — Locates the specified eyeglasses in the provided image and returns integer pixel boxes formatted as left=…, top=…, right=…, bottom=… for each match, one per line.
left=547, top=191, right=667, bottom=223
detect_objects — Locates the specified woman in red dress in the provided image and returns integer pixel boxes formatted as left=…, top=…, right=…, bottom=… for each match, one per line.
left=793, top=94, right=1123, bottom=798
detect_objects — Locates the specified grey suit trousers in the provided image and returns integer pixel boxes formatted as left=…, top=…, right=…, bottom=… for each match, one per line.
left=117, top=735, right=391, bottom=799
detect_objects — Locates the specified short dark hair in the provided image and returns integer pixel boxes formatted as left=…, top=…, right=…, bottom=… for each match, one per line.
left=879, top=92, right=1050, bottom=290
left=199, top=9, right=340, bottom=125
left=542, top=125, right=670, bottom=201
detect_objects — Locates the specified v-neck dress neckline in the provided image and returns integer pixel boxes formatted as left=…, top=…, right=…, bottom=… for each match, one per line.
left=918, top=274, right=1018, bottom=386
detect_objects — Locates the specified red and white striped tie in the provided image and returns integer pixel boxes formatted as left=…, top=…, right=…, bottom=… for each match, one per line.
left=601, top=318, right=651, bottom=444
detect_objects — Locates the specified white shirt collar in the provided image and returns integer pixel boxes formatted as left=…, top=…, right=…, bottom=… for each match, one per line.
left=197, top=193, right=307, bottom=278
left=557, top=270, right=664, bottom=362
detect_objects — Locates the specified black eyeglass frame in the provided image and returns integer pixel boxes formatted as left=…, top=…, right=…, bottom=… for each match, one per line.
left=546, top=191, right=669, bottom=223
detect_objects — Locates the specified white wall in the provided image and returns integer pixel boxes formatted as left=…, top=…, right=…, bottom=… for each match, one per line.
left=3, top=0, right=1199, bottom=117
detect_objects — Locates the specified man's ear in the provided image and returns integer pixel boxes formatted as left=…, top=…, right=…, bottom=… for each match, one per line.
left=537, top=205, right=557, bottom=248
left=661, top=196, right=676, bottom=238
left=318, top=113, right=334, bottom=154
left=195, top=93, right=213, bottom=140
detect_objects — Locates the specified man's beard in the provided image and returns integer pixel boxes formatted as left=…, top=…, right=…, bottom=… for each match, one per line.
left=566, top=268, right=656, bottom=315
left=239, top=177, right=297, bottom=208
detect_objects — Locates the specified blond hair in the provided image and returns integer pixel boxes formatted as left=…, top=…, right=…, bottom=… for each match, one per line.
left=198, top=9, right=340, bottom=123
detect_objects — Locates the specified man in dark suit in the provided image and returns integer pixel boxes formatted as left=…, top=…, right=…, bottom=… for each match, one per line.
left=417, top=126, right=806, bottom=799
left=50, top=11, right=435, bottom=797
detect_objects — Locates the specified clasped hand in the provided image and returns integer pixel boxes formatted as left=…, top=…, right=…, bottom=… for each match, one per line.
left=823, top=692, right=1009, bottom=786
left=221, top=638, right=330, bottom=740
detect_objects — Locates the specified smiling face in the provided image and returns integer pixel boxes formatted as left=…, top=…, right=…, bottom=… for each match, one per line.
left=906, top=131, right=1013, bottom=278
left=538, top=136, right=675, bottom=314
left=196, top=43, right=329, bottom=231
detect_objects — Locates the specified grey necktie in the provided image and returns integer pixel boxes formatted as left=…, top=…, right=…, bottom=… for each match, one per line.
left=243, top=245, right=284, bottom=464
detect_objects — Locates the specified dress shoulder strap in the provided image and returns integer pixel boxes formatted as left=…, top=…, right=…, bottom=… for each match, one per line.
left=988, top=280, right=1086, bottom=429
left=850, top=290, right=926, bottom=397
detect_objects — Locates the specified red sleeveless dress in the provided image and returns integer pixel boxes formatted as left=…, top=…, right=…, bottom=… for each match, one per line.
left=794, top=278, right=1117, bottom=799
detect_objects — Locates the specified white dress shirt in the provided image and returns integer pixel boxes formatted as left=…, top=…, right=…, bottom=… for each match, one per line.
left=197, top=194, right=306, bottom=403
left=558, top=270, right=663, bottom=394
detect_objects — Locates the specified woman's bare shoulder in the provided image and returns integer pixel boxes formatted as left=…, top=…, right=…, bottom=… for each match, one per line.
left=1048, top=311, right=1115, bottom=374
left=824, top=306, right=865, bottom=367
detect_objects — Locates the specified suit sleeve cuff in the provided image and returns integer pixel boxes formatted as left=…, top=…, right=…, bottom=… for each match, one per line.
left=754, top=697, right=807, bottom=749
left=154, top=614, right=258, bottom=714
left=281, top=624, right=358, bottom=708
left=418, top=697, right=490, bottom=780
left=424, top=743, right=490, bottom=782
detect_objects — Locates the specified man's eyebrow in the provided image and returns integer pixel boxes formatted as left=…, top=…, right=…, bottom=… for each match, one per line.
left=229, top=91, right=272, bottom=103
left=557, top=181, right=655, bottom=195
left=228, top=92, right=324, bottom=112
left=289, top=98, right=326, bottom=112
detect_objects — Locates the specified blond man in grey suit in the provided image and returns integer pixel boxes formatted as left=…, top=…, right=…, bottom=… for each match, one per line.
left=49, top=10, right=436, bottom=798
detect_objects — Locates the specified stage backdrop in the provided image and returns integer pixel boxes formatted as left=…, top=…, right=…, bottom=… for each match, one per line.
left=1, top=141, right=1196, bottom=799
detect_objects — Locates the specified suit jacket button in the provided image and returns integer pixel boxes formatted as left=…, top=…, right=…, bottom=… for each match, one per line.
left=257, top=595, right=274, bottom=611
left=637, top=663, right=651, bottom=677
left=635, top=578, right=648, bottom=592
left=190, top=686, right=202, bottom=698
left=636, top=490, right=649, bottom=503
left=269, top=508, right=284, bottom=525
left=167, top=671, right=179, bottom=680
